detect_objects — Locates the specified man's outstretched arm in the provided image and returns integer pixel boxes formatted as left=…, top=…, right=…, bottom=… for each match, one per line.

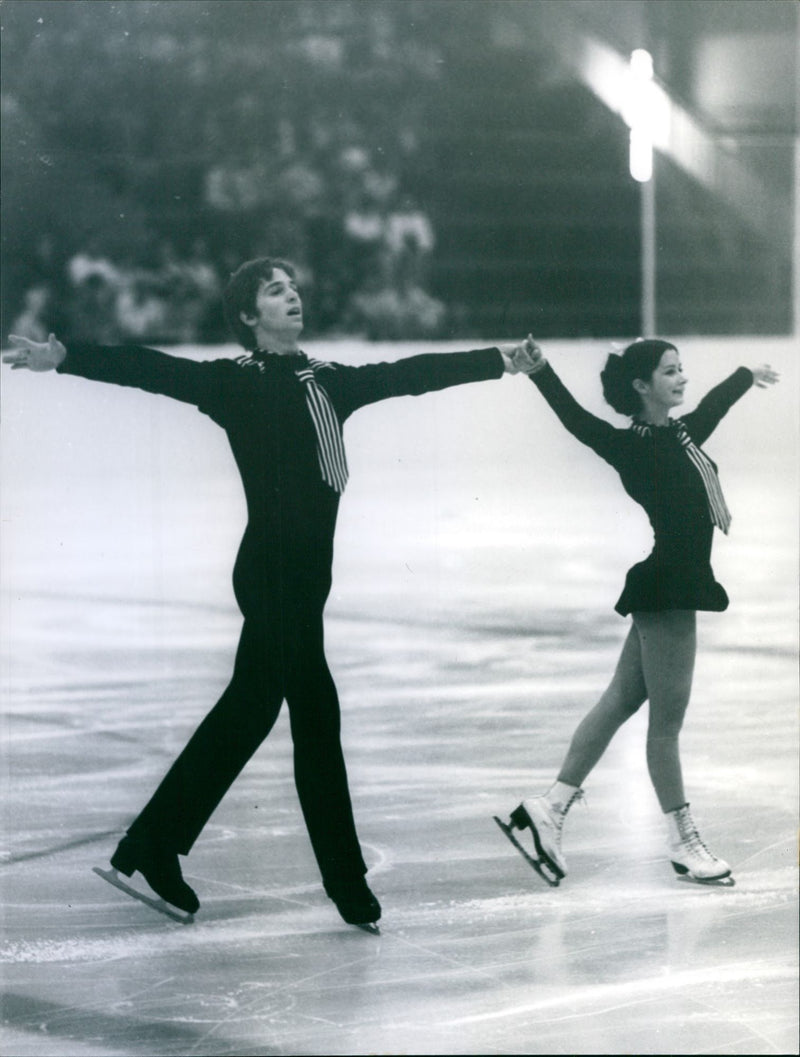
left=328, top=339, right=540, bottom=418
left=4, top=333, right=219, bottom=408
left=4, top=333, right=66, bottom=371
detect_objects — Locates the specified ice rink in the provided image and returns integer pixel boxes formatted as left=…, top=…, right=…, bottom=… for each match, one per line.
left=1, top=336, right=798, bottom=1056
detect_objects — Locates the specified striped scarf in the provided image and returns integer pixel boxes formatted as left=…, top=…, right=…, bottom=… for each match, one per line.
left=294, top=359, right=349, bottom=493
left=238, top=352, right=349, bottom=494
left=633, top=419, right=731, bottom=534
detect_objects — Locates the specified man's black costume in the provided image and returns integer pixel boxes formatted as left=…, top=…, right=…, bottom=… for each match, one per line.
left=58, top=342, right=504, bottom=915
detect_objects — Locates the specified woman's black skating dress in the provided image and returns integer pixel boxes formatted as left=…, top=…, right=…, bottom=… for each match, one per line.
left=529, top=363, right=753, bottom=615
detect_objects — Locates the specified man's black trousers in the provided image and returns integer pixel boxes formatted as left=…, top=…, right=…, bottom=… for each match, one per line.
left=127, top=561, right=368, bottom=889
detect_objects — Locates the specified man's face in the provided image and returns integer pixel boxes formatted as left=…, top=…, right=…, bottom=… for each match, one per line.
left=243, top=268, right=303, bottom=346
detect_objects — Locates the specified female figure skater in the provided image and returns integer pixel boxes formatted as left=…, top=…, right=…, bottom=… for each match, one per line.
left=495, top=337, right=779, bottom=886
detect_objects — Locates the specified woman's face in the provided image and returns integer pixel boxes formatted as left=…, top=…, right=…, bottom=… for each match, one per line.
left=636, top=348, right=687, bottom=412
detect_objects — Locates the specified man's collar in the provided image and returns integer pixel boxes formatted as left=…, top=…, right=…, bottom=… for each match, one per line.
left=252, top=347, right=306, bottom=364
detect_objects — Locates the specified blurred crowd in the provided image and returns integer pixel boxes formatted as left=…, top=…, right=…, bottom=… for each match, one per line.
left=4, top=2, right=459, bottom=348
left=11, top=240, right=223, bottom=347
left=11, top=166, right=446, bottom=348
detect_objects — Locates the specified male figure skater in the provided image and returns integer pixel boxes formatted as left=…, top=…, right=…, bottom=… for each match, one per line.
left=6, top=256, right=535, bottom=930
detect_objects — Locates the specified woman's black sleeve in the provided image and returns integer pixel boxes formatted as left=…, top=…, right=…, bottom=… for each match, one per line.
left=530, top=362, right=622, bottom=466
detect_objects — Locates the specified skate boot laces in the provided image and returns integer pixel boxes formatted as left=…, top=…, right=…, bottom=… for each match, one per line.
left=674, top=810, right=721, bottom=863
left=550, top=788, right=586, bottom=832
left=517, top=788, right=585, bottom=879
left=667, top=805, right=731, bottom=881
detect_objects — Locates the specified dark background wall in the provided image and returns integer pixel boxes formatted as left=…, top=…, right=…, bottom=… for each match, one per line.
left=1, top=0, right=796, bottom=344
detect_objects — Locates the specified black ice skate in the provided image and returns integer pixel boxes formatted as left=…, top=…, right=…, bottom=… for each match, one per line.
left=93, top=833, right=199, bottom=922
left=325, top=876, right=382, bottom=934
left=493, top=804, right=563, bottom=888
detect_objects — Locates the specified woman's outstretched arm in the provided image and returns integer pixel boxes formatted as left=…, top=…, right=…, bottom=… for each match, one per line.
left=682, top=363, right=779, bottom=445
left=512, top=335, right=624, bottom=466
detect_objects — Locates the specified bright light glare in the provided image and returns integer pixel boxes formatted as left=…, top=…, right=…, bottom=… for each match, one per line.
left=629, top=130, right=653, bottom=182
left=630, top=48, right=653, bottom=80
left=623, top=49, right=669, bottom=182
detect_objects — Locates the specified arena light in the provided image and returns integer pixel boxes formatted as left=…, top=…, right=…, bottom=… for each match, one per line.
left=622, top=48, right=665, bottom=334
left=623, top=49, right=669, bottom=183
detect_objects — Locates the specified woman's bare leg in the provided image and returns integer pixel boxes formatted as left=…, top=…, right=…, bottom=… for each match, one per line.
left=557, top=623, right=648, bottom=787
left=502, top=624, right=647, bottom=879
left=633, top=609, right=696, bottom=812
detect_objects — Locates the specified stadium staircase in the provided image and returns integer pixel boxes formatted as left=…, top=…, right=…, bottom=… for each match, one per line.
left=413, top=20, right=792, bottom=340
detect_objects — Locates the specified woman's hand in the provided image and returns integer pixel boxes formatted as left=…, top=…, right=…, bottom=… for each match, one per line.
left=498, top=334, right=546, bottom=375
left=3, top=333, right=67, bottom=372
left=750, top=363, right=779, bottom=388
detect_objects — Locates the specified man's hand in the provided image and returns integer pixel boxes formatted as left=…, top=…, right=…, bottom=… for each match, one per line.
left=498, top=334, right=545, bottom=375
left=3, top=333, right=67, bottom=372
left=750, top=363, right=779, bottom=388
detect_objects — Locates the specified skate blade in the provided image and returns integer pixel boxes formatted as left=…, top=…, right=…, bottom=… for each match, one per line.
left=92, top=867, right=195, bottom=923
left=528, top=820, right=567, bottom=883
left=354, top=922, right=381, bottom=935
left=675, top=873, right=736, bottom=888
left=493, top=816, right=560, bottom=888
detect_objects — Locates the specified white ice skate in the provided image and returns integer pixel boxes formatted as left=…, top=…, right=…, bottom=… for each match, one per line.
left=494, top=784, right=583, bottom=887
left=665, top=803, right=734, bottom=886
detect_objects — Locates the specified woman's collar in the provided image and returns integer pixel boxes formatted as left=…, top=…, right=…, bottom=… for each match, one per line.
left=631, top=417, right=679, bottom=436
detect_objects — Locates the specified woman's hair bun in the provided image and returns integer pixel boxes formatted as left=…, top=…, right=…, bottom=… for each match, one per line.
left=601, top=339, right=677, bottom=416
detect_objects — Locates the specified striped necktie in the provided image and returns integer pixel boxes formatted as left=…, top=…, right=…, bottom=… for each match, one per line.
left=632, top=420, right=731, bottom=534
left=294, top=359, right=349, bottom=494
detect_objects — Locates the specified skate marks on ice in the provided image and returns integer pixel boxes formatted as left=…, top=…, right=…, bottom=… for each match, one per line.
left=2, top=337, right=797, bottom=1055
left=0, top=990, right=287, bottom=1057
left=4, top=857, right=796, bottom=1057
left=5, top=828, right=123, bottom=867
left=2, top=770, right=797, bottom=1054
left=2, top=602, right=796, bottom=1057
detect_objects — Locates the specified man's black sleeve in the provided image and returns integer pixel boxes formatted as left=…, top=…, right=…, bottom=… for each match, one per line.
left=324, top=347, right=505, bottom=419
left=57, top=343, right=228, bottom=410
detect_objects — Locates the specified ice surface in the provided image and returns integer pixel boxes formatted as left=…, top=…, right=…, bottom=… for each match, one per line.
left=1, top=337, right=797, bottom=1055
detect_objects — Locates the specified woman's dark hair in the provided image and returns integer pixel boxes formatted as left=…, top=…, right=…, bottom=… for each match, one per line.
left=223, top=256, right=297, bottom=350
left=600, top=338, right=678, bottom=416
